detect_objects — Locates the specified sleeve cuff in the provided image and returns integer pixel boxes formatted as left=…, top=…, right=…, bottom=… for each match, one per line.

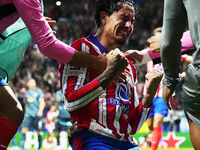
left=163, top=75, right=180, bottom=88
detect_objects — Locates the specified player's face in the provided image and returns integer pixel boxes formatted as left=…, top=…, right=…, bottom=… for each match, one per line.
left=105, top=3, right=135, bottom=45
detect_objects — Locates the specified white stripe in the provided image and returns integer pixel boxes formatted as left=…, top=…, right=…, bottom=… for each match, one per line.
left=98, top=93, right=107, bottom=126
left=135, top=107, right=150, bottom=133
left=85, top=38, right=103, bottom=55
left=114, top=105, right=122, bottom=132
left=89, top=119, right=115, bottom=138
left=65, top=86, right=105, bottom=112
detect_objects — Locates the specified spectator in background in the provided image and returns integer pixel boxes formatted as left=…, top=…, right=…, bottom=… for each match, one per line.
left=45, top=104, right=58, bottom=148
left=55, top=86, right=71, bottom=150
left=20, top=78, right=45, bottom=150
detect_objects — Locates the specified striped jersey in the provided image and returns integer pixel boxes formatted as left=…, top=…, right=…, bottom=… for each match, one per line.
left=59, top=34, right=152, bottom=143
left=143, top=60, right=164, bottom=98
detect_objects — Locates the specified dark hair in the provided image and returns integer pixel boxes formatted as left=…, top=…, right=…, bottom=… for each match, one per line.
left=94, top=0, right=139, bottom=28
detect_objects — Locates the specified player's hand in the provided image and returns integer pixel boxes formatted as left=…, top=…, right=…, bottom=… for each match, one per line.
left=37, top=110, right=43, bottom=117
left=45, top=17, right=56, bottom=34
left=147, top=36, right=160, bottom=53
left=106, top=48, right=128, bottom=77
left=143, top=68, right=163, bottom=107
left=124, top=50, right=143, bottom=65
left=163, top=85, right=176, bottom=110
left=92, top=53, right=127, bottom=84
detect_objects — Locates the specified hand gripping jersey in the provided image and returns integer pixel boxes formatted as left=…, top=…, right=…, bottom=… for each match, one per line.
left=59, top=34, right=151, bottom=143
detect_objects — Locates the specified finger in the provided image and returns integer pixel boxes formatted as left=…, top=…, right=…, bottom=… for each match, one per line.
left=116, top=72, right=126, bottom=82
left=115, top=76, right=125, bottom=82
left=45, top=17, right=52, bottom=21
left=112, top=80, right=118, bottom=87
left=163, top=97, right=172, bottom=110
left=53, top=31, right=56, bottom=35
left=147, top=38, right=152, bottom=43
left=167, top=101, right=172, bottom=110
left=170, top=95, right=174, bottom=100
left=48, top=21, right=56, bottom=26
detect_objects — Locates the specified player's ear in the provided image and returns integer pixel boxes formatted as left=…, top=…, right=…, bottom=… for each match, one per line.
left=100, top=11, right=107, bottom=25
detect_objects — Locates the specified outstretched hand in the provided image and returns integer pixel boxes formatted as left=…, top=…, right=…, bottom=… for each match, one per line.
left=124, top=50, right=143, bottom=65
left=45, top=17, right=56, bottom=34
left=147, top=36, right=160, bottom=53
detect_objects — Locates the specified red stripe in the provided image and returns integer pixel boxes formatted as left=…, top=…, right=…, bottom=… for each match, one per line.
left=74, top=136, right=83, bottom=150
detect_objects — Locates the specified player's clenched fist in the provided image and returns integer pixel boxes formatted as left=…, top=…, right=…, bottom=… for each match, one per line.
left=106, top=48, right=128, bottom=76
left=142, top=68, right=163, bottom=108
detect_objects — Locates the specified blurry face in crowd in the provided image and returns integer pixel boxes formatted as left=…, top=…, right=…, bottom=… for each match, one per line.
left=27, top=79, right=36, bottom=90
left=103, top=3, right=135, bottom=45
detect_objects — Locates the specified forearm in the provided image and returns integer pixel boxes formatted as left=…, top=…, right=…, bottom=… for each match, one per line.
left=97, top=69, right=116, bottom=89
left=38, top=100, right=45, bottom=113
left=141, top=93, right=154, bottom=108
left=68, top=50, right=96, bottom=68
left=65, top=78, right=105, bottom=112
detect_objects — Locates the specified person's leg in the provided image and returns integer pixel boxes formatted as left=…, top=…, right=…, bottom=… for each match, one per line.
left=0, top=78, right=24, bottom=149
left=21, top=127, right=29, bottom=150
left=55, top=123, right=62, bottom=147
left=185, top=113, right=200, bottom=150
left=151, top=114, right=165, bottom=150
left=20, top=116, right=32, bottom=150
left=36, top=130, right=42, bottom=150
left=150, top=97, right=168, bottom=150
left=146, top=117, right=153, bottom=131
left=33, top=116, right=43, bottom=150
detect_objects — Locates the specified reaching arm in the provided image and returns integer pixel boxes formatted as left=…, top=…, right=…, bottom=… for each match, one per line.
left=14, top=0, right=108, bottom=72
left=125, top=30, right=195, bottom=66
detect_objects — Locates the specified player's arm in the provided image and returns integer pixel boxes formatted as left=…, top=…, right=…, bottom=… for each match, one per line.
left=14, top=0, right=107, bottom=74
left=37, top=99, right=45, bottom=117
left=63, top=49, right=128, bottom=112
left=125, top=30, right=195, bottom=65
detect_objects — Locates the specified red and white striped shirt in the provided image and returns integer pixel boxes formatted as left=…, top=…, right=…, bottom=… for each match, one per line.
left=59, top=34, right=151, bottom=143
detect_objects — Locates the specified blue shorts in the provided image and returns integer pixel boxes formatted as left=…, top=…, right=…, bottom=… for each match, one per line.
left=148, top=97, right=168, bottom=118
left=72, top=130, right=140, bottom=150
left=21, top=116, right=42, bottom=130
left=0, top=78, right=8, bottom=86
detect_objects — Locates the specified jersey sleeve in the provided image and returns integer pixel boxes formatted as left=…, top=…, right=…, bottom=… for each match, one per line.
left=13, top=0, right=75, bottom=63
left=60, top=39, right=105, bottom=112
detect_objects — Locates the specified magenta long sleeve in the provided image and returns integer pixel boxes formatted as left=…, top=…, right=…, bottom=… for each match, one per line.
left=147, top=30, right=195, bottom=59
left=0, top=0, right=75, bottom=63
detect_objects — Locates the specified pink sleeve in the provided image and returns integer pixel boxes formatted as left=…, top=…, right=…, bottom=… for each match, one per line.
left=146, top=47, right=161, bottom=59
left=147, top=30, right=195, bottom=60
left=13, top=0, right=75, bottom=63
left=181, top=30, right=195, bottom=52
